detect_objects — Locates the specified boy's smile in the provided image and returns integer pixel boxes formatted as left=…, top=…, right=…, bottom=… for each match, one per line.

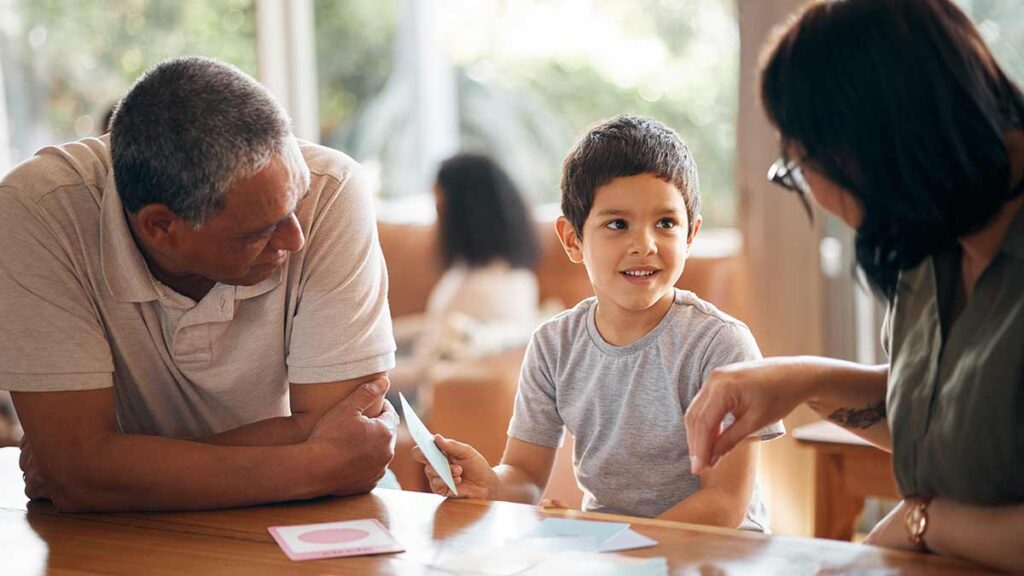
left=557, top=173, right=702, bottom=344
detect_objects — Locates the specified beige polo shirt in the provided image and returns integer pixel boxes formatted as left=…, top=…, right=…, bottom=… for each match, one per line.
left=0, top=137, right=395, bottom=438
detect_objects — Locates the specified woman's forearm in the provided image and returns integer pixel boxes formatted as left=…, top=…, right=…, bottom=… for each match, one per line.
left=927, top=499, right=1024, bottom=573
left=800, top=357, right=891, bottom=450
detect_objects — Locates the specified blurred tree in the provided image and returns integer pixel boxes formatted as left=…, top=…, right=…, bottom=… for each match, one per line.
left=1, top=0, right=256, bottom=160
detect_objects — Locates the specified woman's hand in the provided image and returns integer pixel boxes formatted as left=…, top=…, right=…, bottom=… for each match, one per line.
left=685, top=357, right=822, bottom=474
left=412, top=434, right=498, bottom=499
left=864, top=500, right=921, bottom=552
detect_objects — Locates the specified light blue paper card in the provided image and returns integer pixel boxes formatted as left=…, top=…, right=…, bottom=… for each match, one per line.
left=523, top=518, right=630, bottom=547
left=399, top=392, right=458, bottom=496
left=520, top=551, right=669, bottom=576
left=504, top=536, right=598, bottom=553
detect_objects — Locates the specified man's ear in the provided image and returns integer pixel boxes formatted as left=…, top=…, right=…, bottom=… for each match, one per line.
left=555, top=216, right=584, bottom=264
left=131, top=204, right=188, bottom=251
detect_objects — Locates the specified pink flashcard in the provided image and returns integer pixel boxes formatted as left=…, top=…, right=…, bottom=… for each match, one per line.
left=268, top=519, right=404, bottom=561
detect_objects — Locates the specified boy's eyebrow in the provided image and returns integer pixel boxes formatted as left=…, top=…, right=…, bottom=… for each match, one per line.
left=593, top=206, right=683, bottom=217
left=593, top=208, right=632, bottom=216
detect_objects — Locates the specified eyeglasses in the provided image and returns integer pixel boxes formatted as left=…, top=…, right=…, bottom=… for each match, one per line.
left=767, top=153, right=813, bottom=221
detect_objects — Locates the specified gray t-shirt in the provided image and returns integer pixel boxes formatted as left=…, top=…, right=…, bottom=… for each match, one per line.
left=508, top=289, right=784, bottom=532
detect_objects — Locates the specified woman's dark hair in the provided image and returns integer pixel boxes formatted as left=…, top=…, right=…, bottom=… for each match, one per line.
left=760, top=0, right=1024, bottom=298
left=435, top=153, right=540, bottom=270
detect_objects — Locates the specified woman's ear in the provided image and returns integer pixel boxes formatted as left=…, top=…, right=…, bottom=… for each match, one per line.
left=555, top=216, right=584, bottom=264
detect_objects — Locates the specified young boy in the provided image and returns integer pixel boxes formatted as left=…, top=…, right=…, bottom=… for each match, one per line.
left=413, top=115, right=784, bottom=531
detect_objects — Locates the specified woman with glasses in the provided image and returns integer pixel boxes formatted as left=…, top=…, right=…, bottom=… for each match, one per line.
left=684, top=0, right=1023, bottom=571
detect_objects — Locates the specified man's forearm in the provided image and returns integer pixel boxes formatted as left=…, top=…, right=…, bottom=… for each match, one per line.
left=927, top=499, right=1024, bottom=573
left=802, top=357, right=892, bottom=450
left=48, top=434, right=330, bottom=512
left=197, top=415, right=310, bottom=446
left=658, top=488, right=748, bottom=529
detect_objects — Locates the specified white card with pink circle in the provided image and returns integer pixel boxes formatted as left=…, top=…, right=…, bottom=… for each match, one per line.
left=268, top=519, right=404, bottom=561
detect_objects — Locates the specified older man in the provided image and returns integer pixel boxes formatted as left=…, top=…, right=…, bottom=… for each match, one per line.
left=0, top=57, right=398, bottom=512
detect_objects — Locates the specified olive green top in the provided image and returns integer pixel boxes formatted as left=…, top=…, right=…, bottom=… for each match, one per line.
left=884, top=205, right=1024, bottom=505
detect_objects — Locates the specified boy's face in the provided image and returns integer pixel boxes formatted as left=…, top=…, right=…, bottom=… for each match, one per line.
left=557, top=173, right=701, bottom=315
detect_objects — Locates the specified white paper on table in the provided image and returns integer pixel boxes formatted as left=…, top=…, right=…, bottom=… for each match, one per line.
left=519, top=551, right=669, bottom=576
left=598, top=528, right=659, bottom=552
left=399, top=392, right=458, bottom=495
left=433, top=546, right=554, bottom=575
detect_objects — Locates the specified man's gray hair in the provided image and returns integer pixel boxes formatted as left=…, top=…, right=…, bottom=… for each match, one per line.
left=110, top=56, right=294, bottom=226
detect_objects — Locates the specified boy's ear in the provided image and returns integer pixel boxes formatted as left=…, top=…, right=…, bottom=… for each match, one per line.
left=555, top=216, right=584, bottom=264
left=685, top=215, right=703, bottom=252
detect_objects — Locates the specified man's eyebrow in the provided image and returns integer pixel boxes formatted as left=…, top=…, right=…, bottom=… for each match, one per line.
left=241, top=186, right=310, bottom=237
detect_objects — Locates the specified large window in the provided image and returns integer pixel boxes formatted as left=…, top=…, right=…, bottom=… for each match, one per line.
left=0, top=0, right=257, bottom=165
left=2, top=0, right=1020, bottom=229
left=959, top=0, right=1024, bottom=83
left=315, top=0, right=739, bottom=226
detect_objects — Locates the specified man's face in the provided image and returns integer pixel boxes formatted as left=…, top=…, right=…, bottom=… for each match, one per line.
left=173, top=152, right=310, bottom=286
left=565, top=173, right=698, bottom=316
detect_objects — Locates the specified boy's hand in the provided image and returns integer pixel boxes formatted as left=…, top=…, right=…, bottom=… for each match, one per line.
left=412, top=434, right=497, bottom=500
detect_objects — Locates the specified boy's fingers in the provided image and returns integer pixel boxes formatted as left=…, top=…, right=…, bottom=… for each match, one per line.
left=451, top=464, right=463, bottom=476
left=430, top=477, right=449, bottom=495
left=434, top=435, right=477, bottom=461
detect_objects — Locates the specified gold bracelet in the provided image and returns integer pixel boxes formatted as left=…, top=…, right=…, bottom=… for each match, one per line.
left=904, top=497, right=932, bottom=550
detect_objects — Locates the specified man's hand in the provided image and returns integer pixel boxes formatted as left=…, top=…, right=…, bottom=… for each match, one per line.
left=306, top=376, right=398, bottom=496
left=19, top=437, right=50, bottom=501
left=412, top=434, right=497, bottom=499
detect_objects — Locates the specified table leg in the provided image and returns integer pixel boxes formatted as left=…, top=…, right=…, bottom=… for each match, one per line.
left=814, top=453, right=865, bottom=541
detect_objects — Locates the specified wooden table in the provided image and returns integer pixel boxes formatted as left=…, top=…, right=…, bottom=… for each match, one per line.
left=0, top=448, right=987, bottom=575
left=794, top=421, right=900, bottom=541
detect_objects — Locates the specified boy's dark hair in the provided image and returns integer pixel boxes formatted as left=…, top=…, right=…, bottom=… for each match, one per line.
left=560, top=115, right=701, bottom=239
left=436, top=153, right=540, bottom=270
left=760, top=0, right=1024, bottom=299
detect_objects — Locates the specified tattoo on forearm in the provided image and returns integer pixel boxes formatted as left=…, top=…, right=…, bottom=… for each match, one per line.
left=828, top=399, right=887, bottom=429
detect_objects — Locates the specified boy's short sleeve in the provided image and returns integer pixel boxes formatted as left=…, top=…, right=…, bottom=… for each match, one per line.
left=507, top=332, right=565, bottom=448
left=700, top=322, right=785, bottom=442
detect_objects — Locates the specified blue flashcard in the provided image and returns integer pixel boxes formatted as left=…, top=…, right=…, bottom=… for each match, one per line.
left=523, top=519, right=630, bottom=548
left=399, top=393, right=458, bottom=496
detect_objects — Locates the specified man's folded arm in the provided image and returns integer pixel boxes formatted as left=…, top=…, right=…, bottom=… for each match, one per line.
left=197, top=372, right=386, bottom=446
left=11, top=377, right=393, bottom=513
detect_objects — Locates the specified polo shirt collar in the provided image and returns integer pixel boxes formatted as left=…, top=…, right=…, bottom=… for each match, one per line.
left=100, top=172, right=160, bottom=303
